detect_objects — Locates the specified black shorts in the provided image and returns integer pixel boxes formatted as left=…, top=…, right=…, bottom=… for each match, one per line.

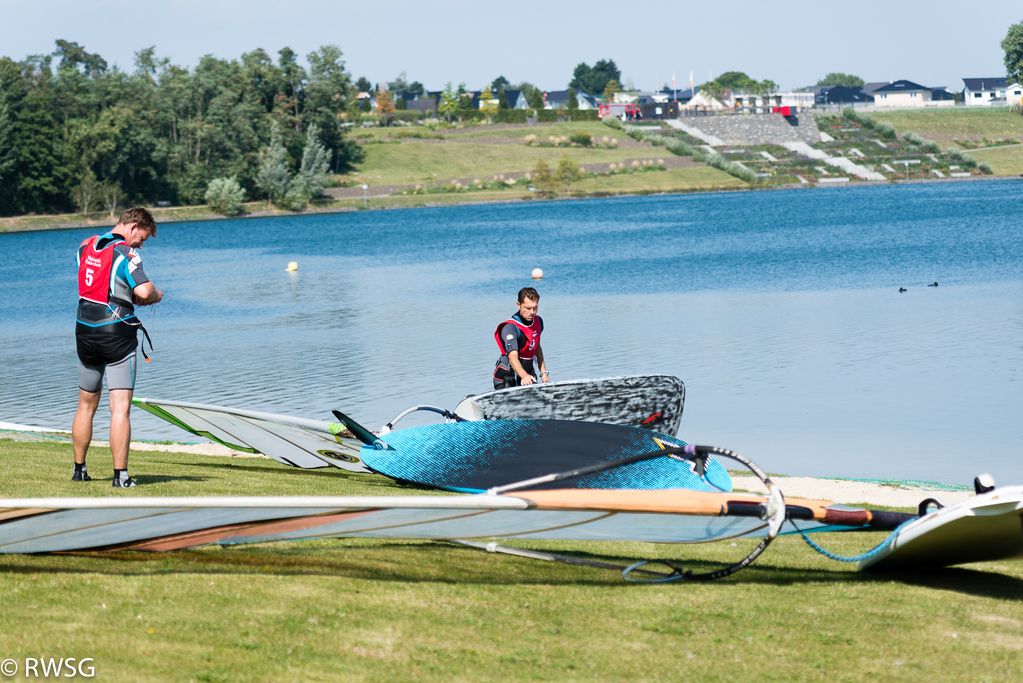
left=76, top=324, right=138, bottom=367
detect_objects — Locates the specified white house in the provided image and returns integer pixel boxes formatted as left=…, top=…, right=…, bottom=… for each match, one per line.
left=872, top=80, right=955, bottom=108
left=962, top=78, right=1023, bottom=106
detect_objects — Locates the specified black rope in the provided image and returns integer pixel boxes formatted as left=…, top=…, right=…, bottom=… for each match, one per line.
left=621, top=445, right=785, bottom=583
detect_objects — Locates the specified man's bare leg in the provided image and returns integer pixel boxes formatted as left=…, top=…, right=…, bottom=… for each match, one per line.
left=108, top=389, right=133, bottom=471
left=72, top=389, right=101, bottom=466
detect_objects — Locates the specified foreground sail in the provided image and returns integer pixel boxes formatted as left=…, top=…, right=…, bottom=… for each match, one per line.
left=1, top=487, right=1020, bottom=573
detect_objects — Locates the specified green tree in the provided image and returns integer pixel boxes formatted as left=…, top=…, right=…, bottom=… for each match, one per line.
left=254, top=121, right=292, bottom=207
left=531, top=158, right=556, bottom=197
left=303, top=45, right=361, bottom=173
left=455, top=82, right=471, bottom=120
left=0, top=40, right=363, bottom=215
left=355, top=77, right=372, bottom=94
left=1003, top=21, right=1023, bottom=84
left=100, top=181, right=124, bottom=217
left=528, top=87, right=545, bottom=111
left=569, top=63, right=592, bottom=91
left=479, top=85, right=498, bottom=121
left=815, top=72, right=865, bottom=88
left=387, top=71, right=410, bottom=99
left=72, top=171, right=99, bottom=216
left=554, top=154, right=582, bottom=191
left=491, top=76, right=510, bottom=93
left=571, top=59, right=620, bottom=95
left=700, top=81, right=728, bottom=102
left=602, top=79, right=622, bottom=102
left=297, top=123, right=330, bottom=200
left=204, top=177, right=246, bottom=215
left=497, top=89, right=510, bottom=110
left=277, top=47, right=307, bottom=132
left=0, top=101, right=14, bottom=186
left=567, top=86, right=579, bottom=113
left=715, top=71, right=752, bottom=90
left=439, top=82, right=458, bottom=121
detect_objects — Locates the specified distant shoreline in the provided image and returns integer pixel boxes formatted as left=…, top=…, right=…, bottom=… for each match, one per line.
left=2, top=174, right=1019, bottom=235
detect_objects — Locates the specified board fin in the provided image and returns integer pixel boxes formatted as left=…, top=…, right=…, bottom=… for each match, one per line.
left=331, top=410, right=394, bottom=450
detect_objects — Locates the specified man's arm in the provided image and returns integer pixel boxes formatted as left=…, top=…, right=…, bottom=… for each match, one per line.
left=133, top=282, right=163, bottom=305
left=535, top=345, right=549, bottom=383
left=507, top=350, right=535, bottom=386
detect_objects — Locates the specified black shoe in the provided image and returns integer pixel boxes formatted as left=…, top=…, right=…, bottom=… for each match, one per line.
left=71, top=470, right=92, bottom=482
left=112, top=475, right=137, bottom=488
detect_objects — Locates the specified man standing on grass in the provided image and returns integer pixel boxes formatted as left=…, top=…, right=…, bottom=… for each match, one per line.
left=493, top=287, right=549, bottom=390
left=72, top=207, right=163, bottom=487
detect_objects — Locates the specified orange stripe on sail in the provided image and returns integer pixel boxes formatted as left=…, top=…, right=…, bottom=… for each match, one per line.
left=0, top=508, right=55, bottom=522
left=513, top=489, right=836, bottom=520
left=120, top=509, right=379, bottom=551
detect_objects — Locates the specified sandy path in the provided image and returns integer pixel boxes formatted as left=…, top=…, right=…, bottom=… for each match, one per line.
left=732, top=475, right=972, bottom=508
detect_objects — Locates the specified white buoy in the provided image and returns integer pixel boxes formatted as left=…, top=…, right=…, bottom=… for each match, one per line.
left=531, top=268, right=543, bottom=280
left=287, top=261, right=298, bottom=272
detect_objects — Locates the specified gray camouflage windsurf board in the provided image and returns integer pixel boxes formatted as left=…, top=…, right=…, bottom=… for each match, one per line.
left=454, top=375, right=685, bottom=436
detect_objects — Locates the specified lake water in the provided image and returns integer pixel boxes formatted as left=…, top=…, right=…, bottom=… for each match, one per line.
left=1, top=181, right=1021, bottom=484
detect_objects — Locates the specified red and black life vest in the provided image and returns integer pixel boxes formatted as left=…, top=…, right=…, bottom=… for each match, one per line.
left=78, top=235, right=129, bottom=306
left=494, top=316, right=542, bottom=361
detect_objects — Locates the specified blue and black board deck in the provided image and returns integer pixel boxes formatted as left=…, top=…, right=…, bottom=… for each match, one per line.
left=356, top=419, right=731, bottom=493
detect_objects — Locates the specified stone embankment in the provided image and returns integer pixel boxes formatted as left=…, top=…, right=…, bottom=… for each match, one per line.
left=672, top=113, right=822, bottom=146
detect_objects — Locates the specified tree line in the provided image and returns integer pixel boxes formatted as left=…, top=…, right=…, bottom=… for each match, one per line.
left=0, top=41, right=364, bottom=216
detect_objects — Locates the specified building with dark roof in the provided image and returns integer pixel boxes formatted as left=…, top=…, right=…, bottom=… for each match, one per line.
left=872, top=80, right=955, bottom=108
left=861, top=82, right=890, bottom=96
left=816, top=85, right=873, bottom=105
left=542, top=90, right=598, bottom=110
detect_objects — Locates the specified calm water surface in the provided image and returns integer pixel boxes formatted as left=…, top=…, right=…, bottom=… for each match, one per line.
left=2, top=181, right=1021, bottom=483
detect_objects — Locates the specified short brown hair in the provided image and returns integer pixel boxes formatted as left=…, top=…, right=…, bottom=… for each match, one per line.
left=117, top=207, right=157, bottom=237
left=518, top=287, right=539, bottom=303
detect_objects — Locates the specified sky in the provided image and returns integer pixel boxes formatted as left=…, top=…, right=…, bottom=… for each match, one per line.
left=0, top=0, right=1018, bottom=93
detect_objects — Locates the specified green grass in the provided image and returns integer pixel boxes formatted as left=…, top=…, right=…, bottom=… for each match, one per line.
left=351, top=121, right=619, bottom=143
left=871, top=108, right=1023, bottom=138
left=570, top=167, right=745, bottom=193
left=967, top=145, right=1023, bottom=175
left=2, top=438, right=1022, bottom=682
left=443, top=121, right=621, bottom=141
left=340, top=141, right=667, bottom=186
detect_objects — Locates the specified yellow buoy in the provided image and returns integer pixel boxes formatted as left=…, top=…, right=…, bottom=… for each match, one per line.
left=287, top=261, right=298, bottom=272
left=531, top=268, right=543, bottom=280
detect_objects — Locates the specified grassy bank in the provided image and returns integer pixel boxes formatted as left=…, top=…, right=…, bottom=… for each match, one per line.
left=871, top=108, right=1023, bottom=139
left=340, top=141, right=669, bottom=187
left=352, top=121, right=617, bottom=142
left=2, top=438, right=1021, bottom=682
left=0, top=167, right=744, bottom=234
left=967, top=145, right=1023, bottom=175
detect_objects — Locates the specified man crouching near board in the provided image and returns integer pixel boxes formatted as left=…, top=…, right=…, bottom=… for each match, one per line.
left=493, top=287, right=549, bottom=390
left=72, top=207, right=163, bottom=487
